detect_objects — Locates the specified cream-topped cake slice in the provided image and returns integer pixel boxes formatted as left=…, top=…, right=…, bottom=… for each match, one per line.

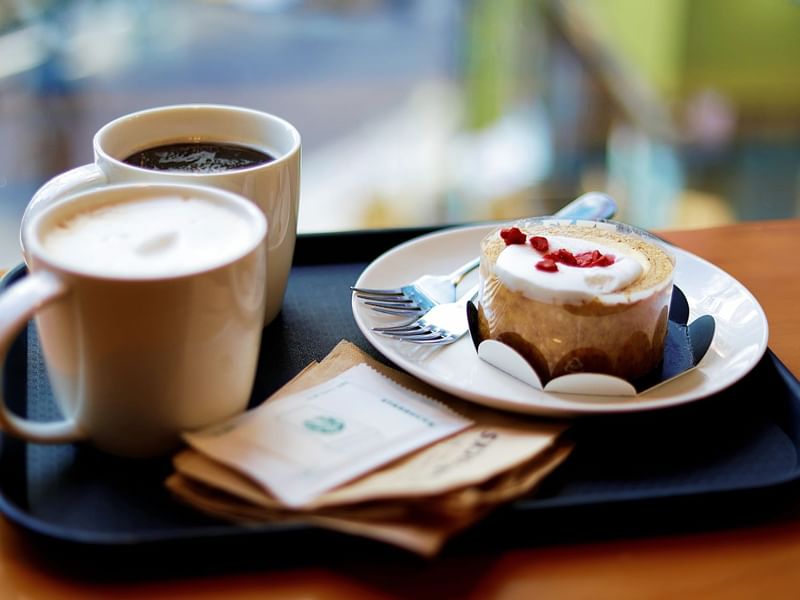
left=478, top=219, right=675, bottom=384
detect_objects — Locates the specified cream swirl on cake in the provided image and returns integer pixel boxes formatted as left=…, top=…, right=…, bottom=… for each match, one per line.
left=495, top=236, right=645, bottom=303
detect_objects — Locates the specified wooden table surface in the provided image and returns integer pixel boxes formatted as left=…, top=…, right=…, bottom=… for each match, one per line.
left=1, top=219, right=799, bottom=599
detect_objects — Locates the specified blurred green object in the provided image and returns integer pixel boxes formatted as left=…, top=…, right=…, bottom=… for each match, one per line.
left=463, top=0, right=545, bottom=130
left=584, top=0, right=800, bottom=119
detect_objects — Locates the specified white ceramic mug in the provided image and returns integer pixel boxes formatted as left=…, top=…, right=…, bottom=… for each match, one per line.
left=1, top=183, right=267, bottom=457
left=20, top=104, right=300, bottom=325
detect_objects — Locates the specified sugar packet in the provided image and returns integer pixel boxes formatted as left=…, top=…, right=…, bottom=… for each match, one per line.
left=183, top=363, right=473, bottom=508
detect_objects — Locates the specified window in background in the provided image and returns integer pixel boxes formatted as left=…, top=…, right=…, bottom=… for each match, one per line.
left=0, top=0, right=798, bottom=268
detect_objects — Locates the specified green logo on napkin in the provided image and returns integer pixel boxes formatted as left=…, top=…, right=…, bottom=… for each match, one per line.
left=304, top=415, right=345, bottom=434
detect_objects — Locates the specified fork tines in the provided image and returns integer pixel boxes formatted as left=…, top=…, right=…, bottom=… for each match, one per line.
left=361, top=300, right=423, bottom=315
left=350, top=286, right=404, bottom=297
left=371, top=324, right=457, bottom=344
left=374, top=331, right=459, bottom=344
left=352, top=289, right=423, bottom=315
left=351, top=287, right=425, bottom=315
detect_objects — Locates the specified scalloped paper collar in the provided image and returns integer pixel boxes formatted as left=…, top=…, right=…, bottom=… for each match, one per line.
left=467, top=287, right=715, bottom=398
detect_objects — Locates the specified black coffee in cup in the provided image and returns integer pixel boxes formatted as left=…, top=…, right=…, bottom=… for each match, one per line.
left=124, top=142, right=274, bottom=173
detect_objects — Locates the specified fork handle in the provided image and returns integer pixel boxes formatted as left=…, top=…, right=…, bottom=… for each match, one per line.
left=447, top=257, right=481, bottom=286
left=457, top=283, right=481, bottom=307
left=555, top=191, right=617, bottom=221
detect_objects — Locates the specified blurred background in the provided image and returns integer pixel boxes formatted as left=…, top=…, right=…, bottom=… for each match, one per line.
left=1, top=0, right=798, bottom=268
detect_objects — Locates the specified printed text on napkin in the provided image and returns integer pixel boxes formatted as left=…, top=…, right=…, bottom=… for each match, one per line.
left=183, top=363, right=473, bottom=507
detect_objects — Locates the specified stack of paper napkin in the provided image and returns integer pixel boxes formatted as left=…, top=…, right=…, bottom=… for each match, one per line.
left=167, top=341, right=573, bottom=557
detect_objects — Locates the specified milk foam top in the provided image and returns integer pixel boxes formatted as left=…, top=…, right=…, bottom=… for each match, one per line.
left=496, top=235, right=646, bottom=304
left=37, top=188, right=265, bottom=279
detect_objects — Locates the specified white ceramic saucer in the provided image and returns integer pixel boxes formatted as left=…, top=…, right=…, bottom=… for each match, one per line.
left=352, top=224, right=769, bottom=417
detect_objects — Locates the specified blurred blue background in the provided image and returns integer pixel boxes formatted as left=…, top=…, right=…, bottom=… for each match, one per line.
left=1, top=0, right=798, bottom=268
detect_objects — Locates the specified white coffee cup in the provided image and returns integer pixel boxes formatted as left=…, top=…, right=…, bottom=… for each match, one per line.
left=20, top=104, right=300, bottom=325
left=1, top=183, right=267, bottom=457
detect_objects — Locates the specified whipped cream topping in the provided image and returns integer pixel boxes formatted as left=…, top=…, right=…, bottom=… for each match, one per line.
left=494, top=235, right=647, bottom=303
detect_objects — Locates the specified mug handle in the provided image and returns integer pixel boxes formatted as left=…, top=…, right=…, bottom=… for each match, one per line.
left=20, top=164, right=108, bottom=259
left=0, top=271, right=87, bottom=442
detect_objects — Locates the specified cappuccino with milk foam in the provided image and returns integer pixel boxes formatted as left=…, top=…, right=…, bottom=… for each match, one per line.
left=0, top=183, right=268, bottom=457
left=41, top=192, right=260, bottom=279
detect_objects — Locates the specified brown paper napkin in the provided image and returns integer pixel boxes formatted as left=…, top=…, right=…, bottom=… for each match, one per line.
left=167, top=340, right=574, bottom=557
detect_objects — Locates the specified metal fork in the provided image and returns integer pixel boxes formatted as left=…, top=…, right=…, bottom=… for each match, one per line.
left=352, top=257, right=478, bottom=316
left=352, top=191, right=616, bottom=315
left=371, top=284, right=479, bottom=345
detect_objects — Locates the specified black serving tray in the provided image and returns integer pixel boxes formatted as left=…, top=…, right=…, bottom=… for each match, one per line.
left=2, top=227, right=800, bottom=569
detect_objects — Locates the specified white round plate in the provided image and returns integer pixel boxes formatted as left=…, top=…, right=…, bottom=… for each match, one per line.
left=352, top=224, right=769, bottom=417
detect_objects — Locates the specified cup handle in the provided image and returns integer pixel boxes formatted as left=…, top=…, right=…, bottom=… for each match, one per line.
left=20, top=164, right=108, bottom=260
left=0, top=271, right=87, bottom=443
